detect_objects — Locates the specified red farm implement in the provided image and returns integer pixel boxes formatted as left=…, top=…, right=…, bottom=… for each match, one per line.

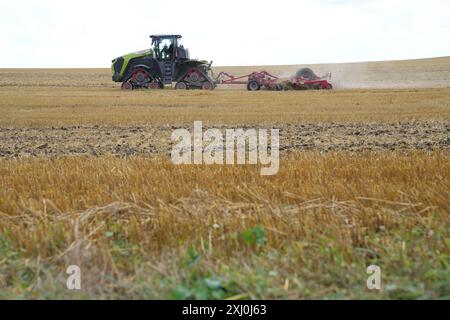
left=215, top=71, right=283, bottom=91
left=214, top=68, right=333, bottom=91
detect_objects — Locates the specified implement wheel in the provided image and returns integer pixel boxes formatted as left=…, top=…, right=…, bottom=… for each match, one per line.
left=247, top=80, right=261, bottom=91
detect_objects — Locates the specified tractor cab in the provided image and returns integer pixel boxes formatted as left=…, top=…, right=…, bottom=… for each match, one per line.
left=150, top=35, right=189, bottom=62
left=150, top=34, right=193, bottom=85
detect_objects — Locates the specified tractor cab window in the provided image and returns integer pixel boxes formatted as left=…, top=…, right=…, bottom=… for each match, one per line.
left=176, top=41, right=189, bottom=60
left=153, top=38, right=175, bottom=60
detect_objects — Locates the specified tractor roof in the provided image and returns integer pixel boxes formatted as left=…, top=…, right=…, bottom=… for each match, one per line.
left=150, top=35, right=182, bottom=39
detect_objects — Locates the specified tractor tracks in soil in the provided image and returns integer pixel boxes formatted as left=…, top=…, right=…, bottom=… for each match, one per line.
left=0, top=121, right=449, bottom=158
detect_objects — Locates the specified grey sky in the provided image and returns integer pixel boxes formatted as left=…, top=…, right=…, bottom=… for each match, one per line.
left=1, top=0, right=449, bottom=67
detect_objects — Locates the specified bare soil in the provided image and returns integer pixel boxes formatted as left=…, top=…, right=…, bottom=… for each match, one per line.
left=1, top=121, right=449, bottom=157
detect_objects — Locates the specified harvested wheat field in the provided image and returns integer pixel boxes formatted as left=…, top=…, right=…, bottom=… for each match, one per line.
left=0, top=57, right=449, bottom=299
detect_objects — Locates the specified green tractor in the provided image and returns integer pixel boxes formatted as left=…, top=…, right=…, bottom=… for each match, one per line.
left=111, top=34, right=216, bottom=90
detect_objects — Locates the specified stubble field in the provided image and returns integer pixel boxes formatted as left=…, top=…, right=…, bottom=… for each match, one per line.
left=0, top=57, right=449, bottom=299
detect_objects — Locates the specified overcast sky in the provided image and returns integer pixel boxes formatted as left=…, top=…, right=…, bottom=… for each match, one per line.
left=1, top=0, right=450, bottom=67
